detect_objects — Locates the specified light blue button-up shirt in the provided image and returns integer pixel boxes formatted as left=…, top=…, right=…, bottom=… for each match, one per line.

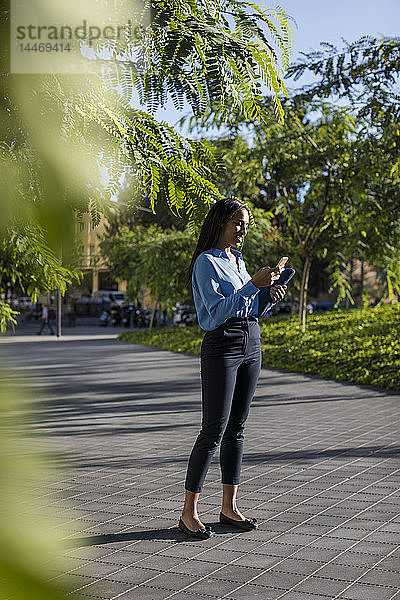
left=192, top=248, right=276, bottom=331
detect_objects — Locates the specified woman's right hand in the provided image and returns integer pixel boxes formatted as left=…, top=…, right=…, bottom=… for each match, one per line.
left=251, top=266, right=282, bottom=288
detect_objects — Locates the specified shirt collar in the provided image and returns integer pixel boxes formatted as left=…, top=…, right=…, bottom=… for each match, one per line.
left=209, top=247, right=243, bottom=259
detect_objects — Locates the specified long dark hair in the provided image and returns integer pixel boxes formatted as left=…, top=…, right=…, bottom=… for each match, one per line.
left=186, top=198, right=250, bottom=288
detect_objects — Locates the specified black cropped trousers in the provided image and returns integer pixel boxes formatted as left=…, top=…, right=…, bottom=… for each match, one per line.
left=185, top=317, right=262, bottom=493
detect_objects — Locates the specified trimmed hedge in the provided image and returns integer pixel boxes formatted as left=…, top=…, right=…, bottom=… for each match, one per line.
left=119, top=305, right=400, bottom=391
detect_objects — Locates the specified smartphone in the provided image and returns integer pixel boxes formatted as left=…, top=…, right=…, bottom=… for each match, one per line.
left=276, top=256, right=289, bottom=268
left=257, top=267, right=296, bottom=316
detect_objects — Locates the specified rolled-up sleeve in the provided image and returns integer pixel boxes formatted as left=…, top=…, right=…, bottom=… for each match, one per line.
left=193, top=255, right=260, bottom=326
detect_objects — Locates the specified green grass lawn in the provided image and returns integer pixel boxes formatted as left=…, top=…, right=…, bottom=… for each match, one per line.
left=119, top=305, right=400, bottom=391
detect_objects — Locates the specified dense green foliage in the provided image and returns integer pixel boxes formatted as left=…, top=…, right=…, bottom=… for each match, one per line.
left=188, top=97, right=400, bottom=331
left=0, top=377, right=84, bottom=600
left=0, top=227, right=79, bottom=331
left=183, top=37, right=400, bottom=329
left=99, top=205, right=277, bottom=308
left=79, top=0, right=294, bottom=231
left=1, top=0, right=293, bottom=331
left=119, top=305, right=400, bottom=390
left=287, top=37, right=399, bottom=125
left=104, top=0, right=293, bottom=122
left=285, top=37, right=400, bottom=304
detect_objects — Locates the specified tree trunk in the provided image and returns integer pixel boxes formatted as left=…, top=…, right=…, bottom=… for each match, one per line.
left=299, top=254, right=312, bottom=333
left=4, top=280, right=10, bottom=303
left=149, top=298, right=160, bottom=330
left=149, top=301, right=156, bottom=330
left=347, top=257, right=354, bottom=308
left=360, top=259, right=364, bottom=305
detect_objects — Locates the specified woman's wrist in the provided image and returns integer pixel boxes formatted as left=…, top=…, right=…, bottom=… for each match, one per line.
left=251, top=276, right=271, bottom=288
left=250, top=277, right=260, bottom=288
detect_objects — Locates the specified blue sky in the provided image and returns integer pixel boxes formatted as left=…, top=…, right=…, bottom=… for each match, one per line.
left=279, top=0, right=398, bottom=56
left=153, top=0, right=399, bottom=126
left=280, top=0, right=399, bottom=90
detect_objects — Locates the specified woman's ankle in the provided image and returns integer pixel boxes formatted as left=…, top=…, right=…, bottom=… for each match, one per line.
left=182, top=507, right=198, bottom=519
left=222, top=501, right=237, bottom=512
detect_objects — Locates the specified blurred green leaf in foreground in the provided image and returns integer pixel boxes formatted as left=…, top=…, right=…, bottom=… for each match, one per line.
left=0, top=368, right=84, bottom=600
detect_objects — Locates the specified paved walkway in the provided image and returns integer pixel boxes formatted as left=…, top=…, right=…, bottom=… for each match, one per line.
left=1, top=327, right=400, bottom=600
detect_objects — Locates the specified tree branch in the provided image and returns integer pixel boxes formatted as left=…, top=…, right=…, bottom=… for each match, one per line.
left=280, top=184, right=304, bottom=250
left=304, top=168, right=332, bottom=247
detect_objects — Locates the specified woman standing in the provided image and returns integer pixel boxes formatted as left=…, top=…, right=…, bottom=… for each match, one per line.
left=179, top=198, right=289, bottom=539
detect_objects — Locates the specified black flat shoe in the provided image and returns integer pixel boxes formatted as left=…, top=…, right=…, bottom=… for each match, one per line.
left=178, top=518, right=214, bottom=539
left=219, top=512, right=258, bottom=530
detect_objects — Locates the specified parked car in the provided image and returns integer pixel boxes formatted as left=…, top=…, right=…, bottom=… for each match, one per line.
left=93, top=290, right=126, bottom=306
left=310, top=301, right=347, bottom=312
left=274, top=302, right=292, bottom=314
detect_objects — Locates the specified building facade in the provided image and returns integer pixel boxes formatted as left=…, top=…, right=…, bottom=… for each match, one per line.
left=74, top=212, right=126, bottom=295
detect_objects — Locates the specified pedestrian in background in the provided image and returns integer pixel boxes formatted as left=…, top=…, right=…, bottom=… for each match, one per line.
left=65, top=301, right=76, bottom=327
left=37, top=304, right=54, bottom=335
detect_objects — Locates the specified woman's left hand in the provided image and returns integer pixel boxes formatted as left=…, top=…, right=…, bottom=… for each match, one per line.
left=270, top=285, right=287, bottom=303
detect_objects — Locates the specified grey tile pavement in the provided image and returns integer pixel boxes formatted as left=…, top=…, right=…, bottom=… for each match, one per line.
left=1, top=326, right=400, bottom=600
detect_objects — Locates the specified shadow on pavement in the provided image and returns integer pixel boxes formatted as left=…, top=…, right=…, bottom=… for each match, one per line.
left=70, top=521, right=240, bottom=548
left=70, top=526, right=219, bottom=547
left=59, top=443, right=400, bottom=470
left=243, top=443, right=400, bottom=463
